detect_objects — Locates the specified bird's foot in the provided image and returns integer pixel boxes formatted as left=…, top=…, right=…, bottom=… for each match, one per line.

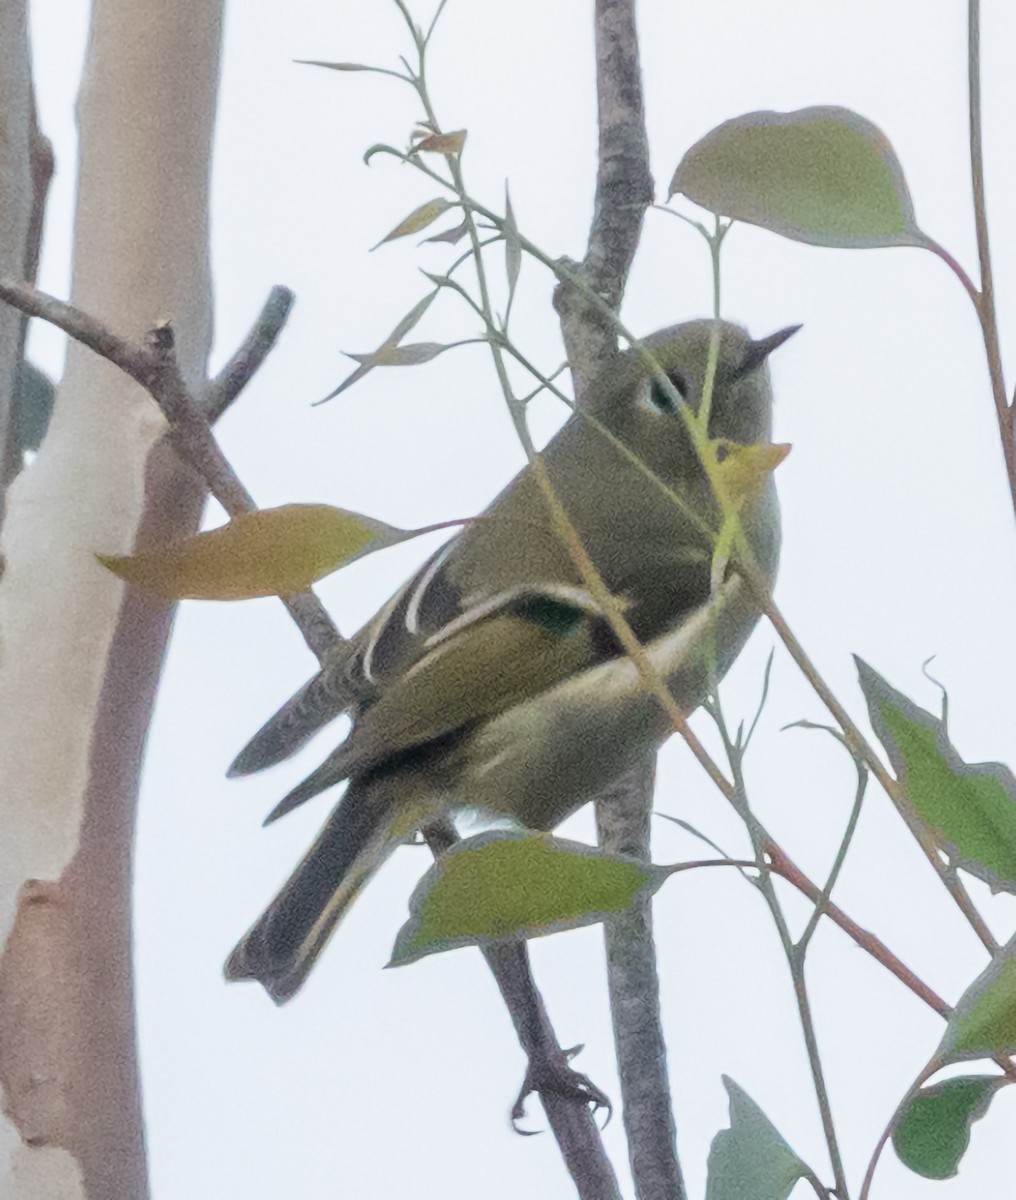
left=511, top=1044, right=612, bottom=1135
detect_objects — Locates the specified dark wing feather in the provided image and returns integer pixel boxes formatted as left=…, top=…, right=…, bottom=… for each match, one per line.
left=263, top=588, right=609, bottom=823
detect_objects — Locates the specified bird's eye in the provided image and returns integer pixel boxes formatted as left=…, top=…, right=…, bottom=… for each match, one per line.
left=648, top=370, right=688, bottom=414
left=715, top=441, right=731, bottom=463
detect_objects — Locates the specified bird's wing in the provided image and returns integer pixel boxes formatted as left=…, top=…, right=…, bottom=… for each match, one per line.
left=227, top=539, right=460, bottom=776
left=262, top=586, right=612, bottom=823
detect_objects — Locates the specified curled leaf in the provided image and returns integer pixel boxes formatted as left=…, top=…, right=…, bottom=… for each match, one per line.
left=670, top=106, right=926, bottom=249
left=363, top=142, right=404, bottom=167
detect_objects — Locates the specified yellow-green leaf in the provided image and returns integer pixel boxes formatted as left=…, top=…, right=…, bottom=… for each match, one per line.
left=98, top=503, right=422, bottom=600
left=389, top=831, right=664, bottom=966
left=670, top=106, right=926, bottom=249
left=372, top=198, right=456, bottom=249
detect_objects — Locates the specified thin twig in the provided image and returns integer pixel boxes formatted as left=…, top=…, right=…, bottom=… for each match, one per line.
left=0, top=278, right=341, bottom=664
left=796, top=757, right=868, bottom=956
left=760, top=589, right=998, bottom=954
left=403, top=20, right=625, bottom=1197
left=858, top=1061, right=939, bottom=1200
left=711, top=698, right=849, bottom=1199
left=203, top=286, right=295, bottom=421
left=966, top=0, right=1016, bottom=515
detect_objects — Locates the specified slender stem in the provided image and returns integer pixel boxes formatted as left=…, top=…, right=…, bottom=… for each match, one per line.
left=409, top=28, right=624, bottom=1199
left=761, top=588, right=999, bottom=955
left=966, top=0, right=1016, bottom=516
left=711, top=705, right=849, bottom=1199
left=922, top=234, right=980, bottom=310
left=858, top=1061, right=938, bottom=1200
left=791, top=965, right=849, bottom=1198
left=797, top=762, right=868, bottom=955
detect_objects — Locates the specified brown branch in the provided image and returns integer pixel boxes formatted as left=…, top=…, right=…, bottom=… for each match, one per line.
left=766, top=846, right=948, bottom=1017
left=547, top=4, right=682, bottom=1198
left=0, top=278, right=341, bottom=663
left=597, top=757, right=685, bottom=1200
left=422, top=819, right=623, bottom=1198
left=554, top=0, right=653, bottom=393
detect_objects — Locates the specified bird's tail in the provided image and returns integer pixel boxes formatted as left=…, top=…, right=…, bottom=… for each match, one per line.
left=224, top=778, right=423, bottom=1003
left=227, top=663, right=353, bottom=777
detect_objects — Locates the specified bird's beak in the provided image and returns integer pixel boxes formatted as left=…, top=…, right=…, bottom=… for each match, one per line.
left=741, top=324, right=802, bottom=373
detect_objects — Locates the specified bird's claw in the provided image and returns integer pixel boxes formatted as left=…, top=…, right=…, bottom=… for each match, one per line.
left=510, top=1044, right=613, bottom=1135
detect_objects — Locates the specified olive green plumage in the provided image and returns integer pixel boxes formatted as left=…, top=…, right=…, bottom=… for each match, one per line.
left=225, top=319, right=797, bottom=1003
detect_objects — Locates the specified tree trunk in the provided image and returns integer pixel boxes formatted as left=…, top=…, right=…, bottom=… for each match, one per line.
left=0, top=2, right=223, bottom=1195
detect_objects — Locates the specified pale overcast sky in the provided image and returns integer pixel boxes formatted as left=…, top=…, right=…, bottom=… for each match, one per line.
left=27, top=2, right=1016, bottom=1197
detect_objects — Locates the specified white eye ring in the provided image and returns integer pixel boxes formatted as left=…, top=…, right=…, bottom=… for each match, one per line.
left=637, top=374, right=686, bottom=416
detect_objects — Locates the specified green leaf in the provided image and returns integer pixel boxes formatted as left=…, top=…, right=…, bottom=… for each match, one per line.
left=893, top=1075, right=1006, bottom=1179
left=856, top=658, right=1016, bottom=892
left=504, top=184, right=521, bottom=305
left=940, top=941, right=1016, bottom=1059
left=705, top=1077, right=812, bottom=1200
left=13, top=360, right=56, bottom=451
left=296, top=59, right=377, bottom=73
left=670, top=106, right=926, bottom=249
left=347, top=342, right=452, bottom=367
left=97, top=503, right=432, bottom=600
left=319, top=291, right=438, bottom=402
left=389, top=831, right=664, bottom=967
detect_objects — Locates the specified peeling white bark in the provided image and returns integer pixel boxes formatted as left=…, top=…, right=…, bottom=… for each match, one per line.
left=0, top=1, right=222, bottom=1194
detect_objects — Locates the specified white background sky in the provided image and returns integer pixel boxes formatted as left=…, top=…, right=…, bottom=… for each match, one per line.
left=26, top=2, right=1016, bottom=1197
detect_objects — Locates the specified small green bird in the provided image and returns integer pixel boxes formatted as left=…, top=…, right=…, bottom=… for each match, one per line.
left=225, top=319, right=797, bottom=1003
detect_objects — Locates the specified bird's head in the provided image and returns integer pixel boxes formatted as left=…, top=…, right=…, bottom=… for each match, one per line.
left=586, top=319, right=799, bottom=483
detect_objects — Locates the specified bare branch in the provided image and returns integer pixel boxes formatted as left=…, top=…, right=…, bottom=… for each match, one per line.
left=597, top=757, right=686, bottom=1200
left=550, top=4, right=682, bottom=1197
left=0, top=278, right=341, bottom=663
left=423, top=818, right=623, bottom=1199
left=554, top=0, right=653, bottom=396
left=202, top=285, right=295, bottom=421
